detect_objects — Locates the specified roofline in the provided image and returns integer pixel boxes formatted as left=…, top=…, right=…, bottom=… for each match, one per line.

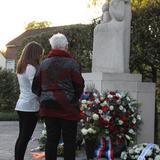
left=6, top=44, right=16, bottom=48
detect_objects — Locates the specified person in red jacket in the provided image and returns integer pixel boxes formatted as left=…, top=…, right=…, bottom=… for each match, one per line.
left=32, top=33, right=84, bottom=160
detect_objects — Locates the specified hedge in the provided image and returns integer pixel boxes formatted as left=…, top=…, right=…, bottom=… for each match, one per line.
left=0, top=68, right=19, bottom=112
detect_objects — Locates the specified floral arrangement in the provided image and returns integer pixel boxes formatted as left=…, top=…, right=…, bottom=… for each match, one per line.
left=121, top=143, right=160, bottom=160
left=80, top=88, right=142, bottom=146
left=38, top=123, right=47, bottom=151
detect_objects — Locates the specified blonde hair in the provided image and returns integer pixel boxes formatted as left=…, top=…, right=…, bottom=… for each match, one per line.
left=16, top=41, right=43, bottom=74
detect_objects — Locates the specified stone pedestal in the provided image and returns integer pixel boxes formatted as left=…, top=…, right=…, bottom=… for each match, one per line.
left=82, top=72, right=155, bottom=143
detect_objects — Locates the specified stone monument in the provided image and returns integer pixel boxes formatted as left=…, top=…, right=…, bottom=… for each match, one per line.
left=83, top=0, right=155, bottom=143
left=92, top=0, right=131, bottom=73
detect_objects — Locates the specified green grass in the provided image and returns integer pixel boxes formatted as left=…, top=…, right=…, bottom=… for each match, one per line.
left=0, top=112, right=18, bottom=121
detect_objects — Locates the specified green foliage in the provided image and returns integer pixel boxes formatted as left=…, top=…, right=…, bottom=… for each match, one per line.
left=88, top=0, right=106, bottom=7
left=25, top=21, right=52, bottom=30
left=130, top=1, right=160, bottom=142
left=130, top=2, right=160, bottom=79
left=0, top=112, right=18, bottom=121
left=89, top=0, right=158, bottom=10
left=0, top=68, right=19, bottom=112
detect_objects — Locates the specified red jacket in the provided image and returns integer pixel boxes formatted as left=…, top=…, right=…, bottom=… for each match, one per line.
left=32, top=49, right=85, bottom=120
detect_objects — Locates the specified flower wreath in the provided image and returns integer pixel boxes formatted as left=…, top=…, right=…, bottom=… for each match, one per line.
left=121, top=143, right=160, bottom=160
left=80, top=89, right=142, bottom=146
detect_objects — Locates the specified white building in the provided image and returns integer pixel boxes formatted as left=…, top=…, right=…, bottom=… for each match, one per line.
left=0, top=52, right=6, bottom=69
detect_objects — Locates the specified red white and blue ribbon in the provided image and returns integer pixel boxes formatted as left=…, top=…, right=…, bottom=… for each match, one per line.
left=106, top=139, right=114, bottom=160
left=95, top=137, right=114, bottom=160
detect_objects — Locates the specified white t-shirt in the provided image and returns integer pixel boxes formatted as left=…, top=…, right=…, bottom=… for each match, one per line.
left=15, top=64, right=39, bottom=112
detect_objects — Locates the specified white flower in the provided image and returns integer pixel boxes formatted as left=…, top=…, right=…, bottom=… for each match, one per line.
left=93, top=92, right=98, bottom=97
left=118, top=135, right=122, bottom=138
left=95, top=98, right=100, bottom=103
left=155, top=145, right=160, bottom=152
left=43, top=123, right=46, bottom=128
left=135, top=147, right=141, bottom=154
left=137, top=114, right=141, bottom=120
left=133, top=144, right=138, bottom=149
left=81, top=104, right=87, bottom=108
left=131, top=155, right=135, bottom=159
left=116, top=93, right=121, bottom=98
left=120, top=152, right=127, bottom=160
left=80, top=119, right=84, bottom=123
left=116, top=99, right=121, bottom=104
left=81, top=128, right=88, bottom=135
left=130, top=140, right=134, bottom=144
left=123, top=108, right=126, bottom=112
left=104, top=116, right=111, bottom=122
left=109, top=105, right=114, bottom=110
left=42, top=130, right=46, bottom=135
left=88, top=128, right=96, bottom=134
left=139, top=146, right=144, bottom=151
left=101, top=100, right=108, bottom=106
left=81, top=100, right=87, bottom=104
left=132, top=118, right=137, bottom=124
left=125, top=135, right=131, bottom=140
left=107, top=94, right=113, bottom=99
left=87, top=100, right=92, bottom=104
left=131, top=107, right=135, bottom=112
left=98, top=109, right=103, bottom=114
left=146, top=150, right=152, bottom=156
left=126, top=96, right=130, bottom=102
left=119, top=105, right=124, bottom=110
left=100, top=96, right=105, bottom=101
left=118, top=120, right=124, bottom=125
left=128, top=149, right=134, bottom=154
left=134, top=155, right=139, bottom=159
left=129, top=129, right=135, bottom=135
left=155, top=155, right=160, bottom=160
left=92, top=113, right=99, bottom=120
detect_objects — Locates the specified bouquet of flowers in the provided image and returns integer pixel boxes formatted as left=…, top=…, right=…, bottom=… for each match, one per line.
left=121, top=143, right=160, bottom=160
left=80, top=88, right=142, bottom=146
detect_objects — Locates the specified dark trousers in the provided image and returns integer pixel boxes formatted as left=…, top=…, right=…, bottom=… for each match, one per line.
left=15, top=111, right=38, bottom=160
left=45, top=117, right=78, bottom=160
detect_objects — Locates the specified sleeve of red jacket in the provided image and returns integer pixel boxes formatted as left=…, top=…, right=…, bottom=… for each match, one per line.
left=71, top=61, right=85, bottom=99
left=32, top=67, right=42, bottom=97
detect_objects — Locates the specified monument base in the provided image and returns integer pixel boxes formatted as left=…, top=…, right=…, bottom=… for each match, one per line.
left=82, top=72, right=155, bottom=144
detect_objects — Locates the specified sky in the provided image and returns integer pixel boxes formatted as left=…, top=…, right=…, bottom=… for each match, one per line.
left=0, top=0, right=102, bottom=51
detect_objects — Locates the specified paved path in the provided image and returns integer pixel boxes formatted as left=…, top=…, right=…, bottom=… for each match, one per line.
left=0, top=121, right=43, bottom=160
left=0, top=121, right=87, bottom=160
left=0, top=121, right=120, bottom=160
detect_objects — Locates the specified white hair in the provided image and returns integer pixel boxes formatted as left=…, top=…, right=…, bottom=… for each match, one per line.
left=49, top=33, right=68, bottom=50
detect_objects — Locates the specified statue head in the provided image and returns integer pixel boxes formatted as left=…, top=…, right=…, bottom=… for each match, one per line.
left=102, top=1, right=109, bottom=13
left=109, top=0, right=125, bottom=21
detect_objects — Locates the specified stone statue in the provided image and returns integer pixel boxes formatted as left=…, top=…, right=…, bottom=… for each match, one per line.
left=101, top=1, right=111, bottom=23
left=92, top=0, right=131, bottom=73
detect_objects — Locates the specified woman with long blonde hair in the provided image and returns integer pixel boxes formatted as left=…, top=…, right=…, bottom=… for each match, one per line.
left=15, top=41, right=44, bottom=160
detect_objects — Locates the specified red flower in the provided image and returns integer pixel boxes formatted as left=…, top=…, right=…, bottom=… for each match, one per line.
left=109, top=91, right=116, bottom=95
left=113, top=96, right=119, bottom=101
left=105, top=98, right=110, bottom=102
left=99, top=118, right=108, bottom=126
left=121, top=116, right=128, bottom=122
left=101, top=106, right=109, bottom=112
left=80, top=110, right=85, bottom=119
